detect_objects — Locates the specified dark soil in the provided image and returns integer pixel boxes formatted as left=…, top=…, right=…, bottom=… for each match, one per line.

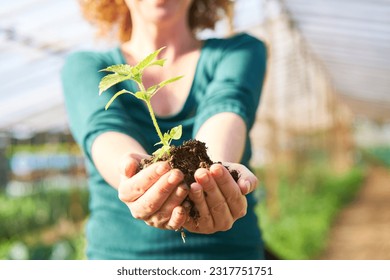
left=140, top=139, right=239, bottom=219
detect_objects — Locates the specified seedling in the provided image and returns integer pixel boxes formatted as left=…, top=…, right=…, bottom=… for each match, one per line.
left=98, top=47, right=183, bottom=161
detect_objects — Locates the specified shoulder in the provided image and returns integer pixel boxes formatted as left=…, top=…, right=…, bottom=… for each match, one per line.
left=62, top=48, right=120, bottom=75
left=206, top=32, right=267, bottom=56
left=63, top=50, right=103, bottom=67
left=201, top=33, right=267, bottom=71
left=200, top=33, right=267, bottom=76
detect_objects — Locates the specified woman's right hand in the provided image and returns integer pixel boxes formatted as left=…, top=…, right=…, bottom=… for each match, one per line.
left=117, top=153, right=189, bottom=231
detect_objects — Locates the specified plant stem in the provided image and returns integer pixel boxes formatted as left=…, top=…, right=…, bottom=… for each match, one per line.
left=145, top=100, right=165, bottom=146
left=138, top=81, right=166, bottom=146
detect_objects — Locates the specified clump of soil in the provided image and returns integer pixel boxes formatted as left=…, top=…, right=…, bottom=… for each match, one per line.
left=140, top=139, right=239, bottom=219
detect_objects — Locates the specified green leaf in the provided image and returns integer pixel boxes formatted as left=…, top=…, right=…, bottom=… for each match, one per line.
left=149, top=59, right=166, bottom=67
left=146, top=85, right=158, bottom=95
left=99, top=73, right=129, bottom=95
left=99, top=64, right=133, bottom=75
left=155, top=133, right=171, bottom=147
left=130, top=68, right=142, bottom=85
left=169, top=125, right=182, bottom=140
left=148, top=75, right=184, bottom=98
left=152, top=145, right=170, bottom=161
left=163, top=132, right=171, bottom=143
left=135, top=47, right=166, bottom=73
left=105, top=89, right=132, bottom=110
left=158, top=76, right=184, bottom=88
left=154, top=141, right=163, bottom=146
left=133, top=91, right=149, bottom=101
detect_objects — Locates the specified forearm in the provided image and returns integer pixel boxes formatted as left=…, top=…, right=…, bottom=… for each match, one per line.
left=195, top=112, right=247, bottom=163
left=91, top=131, right=147, bottom=189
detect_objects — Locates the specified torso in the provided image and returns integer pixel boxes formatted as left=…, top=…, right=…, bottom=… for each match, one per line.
left=62, top=32, right=266, bottom=259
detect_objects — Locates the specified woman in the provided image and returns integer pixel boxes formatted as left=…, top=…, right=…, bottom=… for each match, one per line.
left=62, top=0, right=267, bottom=259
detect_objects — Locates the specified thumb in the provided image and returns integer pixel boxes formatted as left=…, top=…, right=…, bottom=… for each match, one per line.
left=119, top=153, right=148, bottom=178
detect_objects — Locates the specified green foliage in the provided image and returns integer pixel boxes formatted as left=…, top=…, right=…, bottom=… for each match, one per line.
left=0, top=233, right=86, bottom=260
left=6, top=143, right=81, bottom=158
left=256, top=165, right=365, bottom=260
left=0, top=189, right=89, bottom=241
left=98, top=70, right=132, bottom=94
left=153, top=125, right=182, bottom=159
left=99, top=47, right=184, bottom=160
left=0, top=188, right=88, bottom=260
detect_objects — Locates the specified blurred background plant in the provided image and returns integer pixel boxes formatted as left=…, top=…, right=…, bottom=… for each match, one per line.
left=0, top=140, right=88, bottom=259
left=0, top=0, right=389, bottom=259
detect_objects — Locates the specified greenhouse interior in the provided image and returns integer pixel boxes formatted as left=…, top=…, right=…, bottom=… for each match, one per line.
left=0, top=0, right=389, bottom=260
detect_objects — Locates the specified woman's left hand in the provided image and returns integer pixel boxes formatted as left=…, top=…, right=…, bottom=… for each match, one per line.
left=182, top=163, right=258, bottom=234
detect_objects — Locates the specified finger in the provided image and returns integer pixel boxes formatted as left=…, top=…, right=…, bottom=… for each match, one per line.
left=118, top=161, right=170, bottom=203
left=119, top=154, right=140, bottom=179
left=210, top=164, right=247, bottom=220
left=159, top=183, right=189, bottom=214
left=237, top=166, right=259, bottom=195
left=120, top=153, right=151, bottom=177
left=166, top=205, right=188, bottom=230
left=194, top=168, right=234, bottom=230
left=146, top=182, right=188, bottom=229
left=131, top=169, right=184, bottom=219
left=227, top=163, right=259, bottom=195
left=186, top=183, right=213, bottom=231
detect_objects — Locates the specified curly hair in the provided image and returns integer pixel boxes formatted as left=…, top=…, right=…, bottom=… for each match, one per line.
left=79, top=0, right=233, bottom=42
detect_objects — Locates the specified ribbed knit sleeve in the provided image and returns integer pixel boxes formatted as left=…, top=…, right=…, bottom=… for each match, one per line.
left=61, top=51, right=145, bottom=160
left=193, top=34, right=267, bottom=136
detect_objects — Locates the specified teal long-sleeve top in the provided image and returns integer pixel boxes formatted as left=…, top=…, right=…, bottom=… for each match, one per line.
left=61, top=33, right=267, bottom=260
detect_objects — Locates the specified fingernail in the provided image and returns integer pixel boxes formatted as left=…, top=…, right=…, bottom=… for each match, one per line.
left=190, top=183, right=203, bottom=197
left=176, top=184, right=188, bottom=196
left=179, top=183, right=189, bottom=190
left=213, top=165, right=223, bottom=178
left=156, top=162, right=169, bottom=175
left=198, top=171, right=209, bottom=184
left=245, top=180, right=251, bottom=194
left=169, top=170, right=184, bottom=184
left=168, top=171, right=176, bottom=184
